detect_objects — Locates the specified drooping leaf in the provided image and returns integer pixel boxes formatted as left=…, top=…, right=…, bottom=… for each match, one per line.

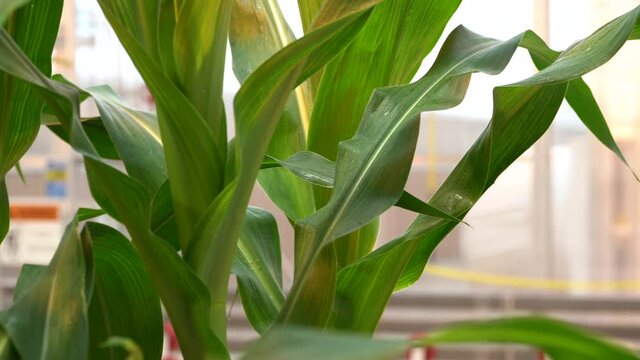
left=242, top=316, right=638, bottom=360
left=0, top=216, right=92, bottom=360
left=83, top=158, right=229, bottom=360
left=281, top=26, right=530, bottom=327
left=0, top=0, right=62, bottom=177
left=85, top=85, right=166, bottom=192
left=0, top=28, right=102, bottom=159
left=48, top=117, right=121, bottom=160
left=230, top=0, right=315, bottom=221
left=232, top=207, right=284, bottom=333
left=333, top=6, right=640, bottom=333
left=266, top=151, right=464, bottom=223
left=84, top=222, right=163, bottom=360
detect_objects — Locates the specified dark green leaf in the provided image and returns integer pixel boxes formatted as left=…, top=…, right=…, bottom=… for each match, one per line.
left=242, top=316, right=638, bottom=360
left=84, top=158, right=229, bottom=360
left=0, top=216, right=92, bottom=360
left=0, top=0, right=63, bottom=177
left=232, top=207, right=284, bottom=333
left=48, top=117, right=121, bottom=160
left=149, top=179, right=179, bottom=250
left=333, top=5, right=640, bottom=331
left=85, top=222, right=163, bottom=360
left=282, top=26, right=531, bottom=326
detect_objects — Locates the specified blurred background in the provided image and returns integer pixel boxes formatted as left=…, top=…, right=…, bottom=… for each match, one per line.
left=2, top=0, right=640, bottom=359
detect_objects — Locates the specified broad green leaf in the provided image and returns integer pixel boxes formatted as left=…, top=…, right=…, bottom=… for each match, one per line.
left=98, top=0, right=225, bottom=251
left=424, top=317, right=638, bottom=360
left=282, top=26, right=530, bottom=326
left=0, top=0, right=28, bottom=24
left=333, top=6, right=640, bottom=333
left=0, top=29, right=97, bottom=157
left=192, top=0, right=382, bottom=341
left=230, top=0, right=315, bottom=221
left=174, top=0, right=230, bottom=144
left=267, top=151, right=464, bottom=223
left=0, top=0, right=62, bottom=177
left=243, top=317, right=638, bottom=360
left=84, top=158, right=228, bottom=360
left=48, top=117, right=121, bottom=160
left=77, top=207, right=106, bottom=221
left=13, top=264, right=46, bottom=300
left=0, top=216, right=92, bottom=360
left=232, top=207, right=284, bottom=334
left=84, top=222, right=163, bottom=360
left=298, top=0, right=461, bottom=319
left=0, top=181, right=7, bottom=241
left=101, top=337, right=144, bottom=360
left=85, top=85, right=166, bottom=192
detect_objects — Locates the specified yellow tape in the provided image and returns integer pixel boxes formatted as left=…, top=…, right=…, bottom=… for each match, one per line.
left=425, top=265, right=640, bottom=292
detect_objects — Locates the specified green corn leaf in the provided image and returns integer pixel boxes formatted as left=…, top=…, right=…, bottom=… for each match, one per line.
left=333, top=6, right=640, bottom=333
left=0, top=216, right=92, bottom=360
left=84, top=222, right=163, bottom=360
left=85, top=85, right=167, bottom=192
left=230, top=0, right=315, bottom=221
left=0, top=0, right=62, bottom=176
left=0, top=326, right=18, bottom=360
left=232, top=207, right=284, bottom=334
left=0, top=0, right=28, bottom=24
left=296, top=0, right=461, bottom=318
left=77, top=207, right=106, bottom=221
left=13, top=264, right=46, bottom=300
left=281, top=25, right=531, bottom=327
left=0, top=27, right=100, bottom=158
left=173, top=0, right=230, bottom=144
left=48, top=117, right=121, bottom=160
left=98, top=0, right=225, bottom=250
left=242, top=316, right=638, bottom=360
left=298, top=0, right=323, bottom=34
left=149, top=179, right=180, bottom=250
left=189, top=0, right=382, bottom=341
left=266, top=151, right=464, bottom=223
left=84, top=158, right=229, bottom=360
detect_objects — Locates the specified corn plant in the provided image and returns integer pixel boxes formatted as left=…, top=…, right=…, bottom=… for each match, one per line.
left=1, top=0, right=640, bottom=359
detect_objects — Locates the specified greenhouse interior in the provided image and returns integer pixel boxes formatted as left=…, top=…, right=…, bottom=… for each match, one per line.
left=1, top=0, right=640, bottom=359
